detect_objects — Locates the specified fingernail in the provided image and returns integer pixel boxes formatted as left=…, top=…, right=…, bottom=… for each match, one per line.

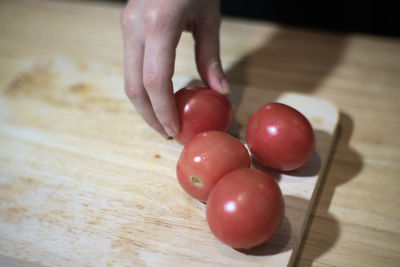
left=220, top=78, right=231, bottom=95
left=165, top=125, right=177, bottom=137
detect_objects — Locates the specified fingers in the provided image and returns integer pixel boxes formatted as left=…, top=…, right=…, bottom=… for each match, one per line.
left=121, top=6, right=169, bottom=138
left=143, top=31, right=180, bottom=137
left=194, top=13, right=231, bottom=95
left=121, top=0, right=226, bottom=139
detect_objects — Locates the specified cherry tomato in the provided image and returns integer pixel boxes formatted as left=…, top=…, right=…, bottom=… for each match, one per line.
left=246, top=103, right=315, bottom=171
left=206, top=168, right=284, bottom=249
left=176, top=131, right=250, bottom=202
left=174, top=87, right=233, bottom=145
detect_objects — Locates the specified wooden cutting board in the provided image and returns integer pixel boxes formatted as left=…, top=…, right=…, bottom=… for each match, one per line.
left=0, top=57, right=339, bottom=267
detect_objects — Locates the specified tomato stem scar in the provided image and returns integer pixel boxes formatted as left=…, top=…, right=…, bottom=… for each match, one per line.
left=191, top=176, right=203, bottom=187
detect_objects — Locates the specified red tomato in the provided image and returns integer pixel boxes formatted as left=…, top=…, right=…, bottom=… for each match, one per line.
left=174, top=87, right=233, bottom=145
left=176, top=131, right=250, bottom=202
left=246, top=103, right=315, bottom=171
left=206, top=168, right=284, bottom=249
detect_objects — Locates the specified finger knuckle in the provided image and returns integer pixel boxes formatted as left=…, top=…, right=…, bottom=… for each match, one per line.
left=199, top=56, right=222, bottom=72
left=142, top=7, right=172, bottom=32
left=121, top=8, right=137, bottom=30
left=208, top=57, right=222, bottom=68
left=143, top=72, right=161, bottom=90
left=124, top=84, right=144, bottom=100
left=154, top=108, right=173, bottom=122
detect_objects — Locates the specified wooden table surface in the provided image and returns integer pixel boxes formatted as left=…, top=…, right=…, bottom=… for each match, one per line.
left=1, top=0, right=399, bottom=266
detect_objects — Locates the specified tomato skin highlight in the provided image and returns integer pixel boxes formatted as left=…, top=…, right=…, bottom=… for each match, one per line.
left=206, top=168, right=284, bottom=249
left=174, top=87, right=233, bottom=145
left=246, top=103, right=315, bottom=171
left=176, top=131, right=251, bottom=202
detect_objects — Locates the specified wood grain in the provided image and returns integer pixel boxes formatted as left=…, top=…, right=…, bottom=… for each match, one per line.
left=0, top=57, right=338, bottom=266
left=0, top=0, right=399, bottom=266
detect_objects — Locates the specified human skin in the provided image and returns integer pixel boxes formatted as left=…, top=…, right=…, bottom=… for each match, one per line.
left=121, top=0, right=231, bottom=138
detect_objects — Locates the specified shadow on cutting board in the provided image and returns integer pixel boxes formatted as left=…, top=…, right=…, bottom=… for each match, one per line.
left=251, top=143, right=322, bottom=180
left=0, top=254, right=44, bottom=267
left=223, top=27, right=349, bottom=140
left=185, top=27, right=349, bottom=140
left=234, top=195, right=315, bottom=257
left=295, top=113, right=363, bottom=266
left=184, top=27, right=363, bottom=265
left=236, top=215, right=292, bottom=256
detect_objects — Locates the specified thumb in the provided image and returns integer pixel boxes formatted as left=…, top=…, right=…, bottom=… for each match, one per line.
left=194, top=19, right=231, bottom=95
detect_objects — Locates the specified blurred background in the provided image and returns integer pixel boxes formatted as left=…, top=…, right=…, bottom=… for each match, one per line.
left=111, top=0, right=399, bottom=37
left=220, top=0, right=399, bottom=37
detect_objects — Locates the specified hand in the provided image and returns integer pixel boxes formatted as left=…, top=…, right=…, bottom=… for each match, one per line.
left=121, top=0, right=231, bottom=138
